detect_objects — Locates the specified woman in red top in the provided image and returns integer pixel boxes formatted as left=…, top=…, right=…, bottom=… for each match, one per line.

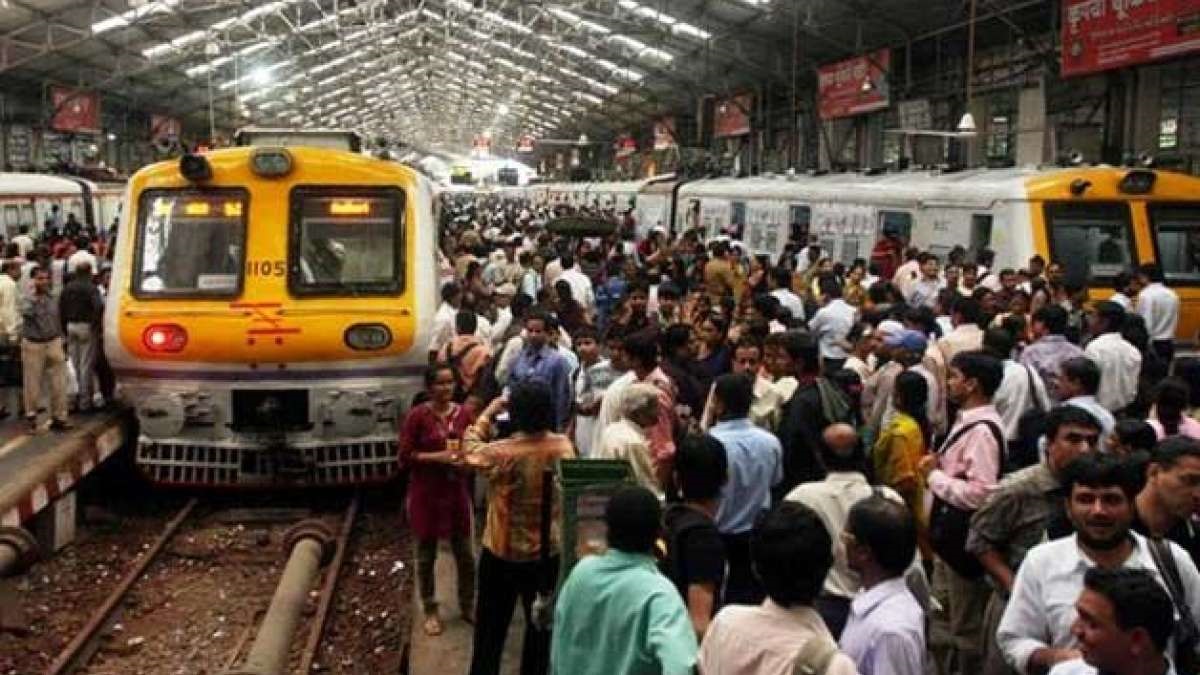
left=400, top=364, right=477, bottom=636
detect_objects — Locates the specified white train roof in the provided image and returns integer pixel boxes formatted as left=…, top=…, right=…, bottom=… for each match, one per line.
left=675, top=167, right=1070, bottom=209
left=0, top=173, right=89, bottom=197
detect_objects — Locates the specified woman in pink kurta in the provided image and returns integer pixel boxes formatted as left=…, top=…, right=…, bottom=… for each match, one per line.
left=399, top=365, right=477, bottom=636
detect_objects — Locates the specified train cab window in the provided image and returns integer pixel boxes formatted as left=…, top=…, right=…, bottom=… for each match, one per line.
left=879, top=211, right=913, bottom=240
left=134, top=189, right=247, bottom=297
left=289, top=187, right=403, bottom=295
left=1149, top=204, right=1200, bottom=284
left=1045, top=202, right=1134, bottom=283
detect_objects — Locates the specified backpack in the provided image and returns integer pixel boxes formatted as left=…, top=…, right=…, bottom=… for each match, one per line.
left=1009, top=366, right=1049, bottom=473
left=928, top=418, right=1005, bottom=578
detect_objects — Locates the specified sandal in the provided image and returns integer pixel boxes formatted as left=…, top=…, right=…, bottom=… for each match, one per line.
left=422, top=614, right=443, bottom=637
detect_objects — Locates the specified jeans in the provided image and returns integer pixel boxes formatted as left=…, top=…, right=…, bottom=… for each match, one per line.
left=416, top=535, right=476, bottom=616
left=469, top=548, right=558, bottom=675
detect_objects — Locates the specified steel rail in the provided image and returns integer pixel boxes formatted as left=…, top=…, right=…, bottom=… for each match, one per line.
left=297, top=493, right=361, bottom=675
left=44, top=498, right=199, bottom=675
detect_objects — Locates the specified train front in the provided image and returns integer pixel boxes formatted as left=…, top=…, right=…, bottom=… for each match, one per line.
left=103, top=146, right=436, bottom=487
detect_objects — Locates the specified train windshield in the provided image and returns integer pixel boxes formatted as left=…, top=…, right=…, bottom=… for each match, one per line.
left=1044, top=202, right=1134, bottom=283
left=289, top=187, right=404, bottom=295
left=135, top=189, right=247, bottom=297
left=1149, top=204, right=1200, bottom=284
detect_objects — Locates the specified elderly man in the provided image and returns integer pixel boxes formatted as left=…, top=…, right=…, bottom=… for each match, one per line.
left=595, top=383, right=664, bottom=498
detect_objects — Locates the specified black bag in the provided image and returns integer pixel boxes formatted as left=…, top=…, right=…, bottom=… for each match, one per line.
left=1008, top=366, right=1049, bottom=473
left=1148, top=537, right=1200, bottom=675
left=928, top=419, right=1005, bottom=579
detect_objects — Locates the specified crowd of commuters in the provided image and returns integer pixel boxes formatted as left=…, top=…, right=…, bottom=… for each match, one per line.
left=402, top=193, right=1200, bottom=675
left=0, top=209, right=115, bottom=433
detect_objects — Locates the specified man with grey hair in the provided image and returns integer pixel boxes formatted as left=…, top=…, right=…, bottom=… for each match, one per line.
left=595, top=382, right=663, bottom=497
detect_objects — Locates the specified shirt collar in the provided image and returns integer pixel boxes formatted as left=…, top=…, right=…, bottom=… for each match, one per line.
left=712, top=418, right=753, bottom=431
left=761, top=599, right=829, bottom=629
left=826, top=471, right=869, bottom=486
left=850, top=577, right=911, bottom=618
left=1065, top=531, right=1147, bottom=572
left=602, top=549, right=657, bottom=569
left=957, top=404, right=998, bottom=424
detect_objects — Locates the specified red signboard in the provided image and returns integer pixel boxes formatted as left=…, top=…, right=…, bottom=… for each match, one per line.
left=50, top=86, right=101, bottom=134
left=818, top=49, right=891, bottom=120
left=614, top=135, right=637, bottom=159
left=150, top=115, right=182, bottom=142
left=471, top=133, right=491, bottom=157
left=713, top=94, right=752, bottom=138
left=653, top=117, right=676, bottom=150
left=1061, top=0, right=1200, bottom=77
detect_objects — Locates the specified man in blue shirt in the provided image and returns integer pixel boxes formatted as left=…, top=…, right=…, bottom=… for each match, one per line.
left=551, top=486, right=698, bottom=675
left=508, top=310, right=573, bottom=431
left=708, top=372, right=783, bottom=605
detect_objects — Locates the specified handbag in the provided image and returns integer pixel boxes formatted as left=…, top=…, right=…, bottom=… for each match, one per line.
left=1148, top=538, right=1199, bottom=675
left=928, top=419, right=1004, bottom=579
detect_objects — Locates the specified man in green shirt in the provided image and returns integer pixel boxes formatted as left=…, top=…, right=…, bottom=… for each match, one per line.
left=550, top=486, right=698, bottom=675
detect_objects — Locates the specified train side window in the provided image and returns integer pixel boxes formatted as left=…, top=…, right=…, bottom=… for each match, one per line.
left=20, top=205, right=34, bottom=228
left=3, top=205, right=18, bottom=230
left=879, top=211, right=913, bottom=240
left=1148, top=204, right=1200, bottom=284
left=790, top=205, right=811, bottom=241
left=1044, top=202, right=1134, bottom=283
left=731, top=201, right=747, bottom=239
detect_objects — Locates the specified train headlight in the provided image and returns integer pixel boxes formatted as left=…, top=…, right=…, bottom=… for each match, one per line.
left=143, top=324, right=188, bottom=353
left=179, top=153, right=212, bottom=182
left=344, top=323, right=392, bottom=351
left=250, top=148, right=293, bottom=177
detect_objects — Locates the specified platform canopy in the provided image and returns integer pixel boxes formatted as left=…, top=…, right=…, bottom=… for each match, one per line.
left=0, top=0, right=1049, bottom=152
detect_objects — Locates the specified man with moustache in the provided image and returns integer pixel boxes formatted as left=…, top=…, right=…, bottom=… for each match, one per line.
left=996, top=454, right=1200, bottom=675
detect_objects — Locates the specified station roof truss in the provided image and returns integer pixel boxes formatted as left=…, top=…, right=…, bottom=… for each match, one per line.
left=0, top=0, right=1052, bottom=152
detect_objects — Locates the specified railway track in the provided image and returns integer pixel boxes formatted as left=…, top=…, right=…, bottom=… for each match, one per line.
left=43, top=495, right=362, bottom=675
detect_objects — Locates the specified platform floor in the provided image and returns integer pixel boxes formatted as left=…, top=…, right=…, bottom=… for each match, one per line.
left=0, top=408, right=129, bottom=527
left=409, top=540, right=524, bottom=675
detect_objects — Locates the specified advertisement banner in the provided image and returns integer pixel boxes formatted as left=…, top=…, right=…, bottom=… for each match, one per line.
left=150, top=115, right=182, bottom=142
left=713, top=94, right=752, bottom=138
left=1061, top=0, right=1200, bottom=77
left=653, top=117, right=677, bottom=150
left=50, top=86, right=101, bottom=134
left=471, top=133, right=491, bottom=158
left=517, top=134, right=535, bottom=153
left=818, top=49, right=891, bottom=120
left=5, top=125, right=31, bottom=168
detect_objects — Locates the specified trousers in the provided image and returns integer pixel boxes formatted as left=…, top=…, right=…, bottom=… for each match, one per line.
left=416, top=535, right=476, bottom=616
left=66, top=322, right=96, bottom=408
left=469, top=548, right=557, bottom=675
left=719, top=531, right=765, bottom=606
left=21, top=337, right=67, bottom=422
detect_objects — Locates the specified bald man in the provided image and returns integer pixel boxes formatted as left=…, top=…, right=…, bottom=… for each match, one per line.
left=785, top=423, right=908, bottom=638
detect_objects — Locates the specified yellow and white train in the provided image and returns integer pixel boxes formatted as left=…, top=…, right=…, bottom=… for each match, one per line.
left=526, top=167, right=1200, bottom=345
left=103, top=137, right=438, bottom=487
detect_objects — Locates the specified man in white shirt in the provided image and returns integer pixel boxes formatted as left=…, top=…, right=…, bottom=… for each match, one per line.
left=786, top=424, right=909, bottom=638
left=906, top=253, right=942, bottom=309
left=595, top=383, right=664, bottom=498
left=1134, top=263, right=1179, bottom=365
left=893, top=248, right=922, bottom=300
left=1084, top=302, right=1141, bottom=412
left=1047, top=568, right=1176, bottom=675
left=11, top=226, right=33, bottom=258
left=769, top=267, right=806, bottom=324
left=699, top=501, right=859, bottom=675
left=556, top=253, right=595, bottom=314
left=985, top=327, right=1051, bottom=443
left=429, top=281, right=462, bottom=360
left=1109, top=272, right=1135, bottom=311
left=808, top=275, right=857, bottom=374
left=66, top=237, right=97, bottom=275
left=997, top=453, right=1200, bottom=675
